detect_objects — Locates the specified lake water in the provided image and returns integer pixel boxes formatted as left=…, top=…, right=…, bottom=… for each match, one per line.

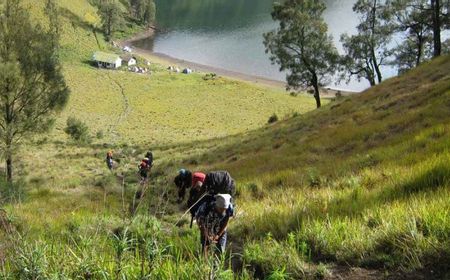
left=133, top=0, right=397, bottom=92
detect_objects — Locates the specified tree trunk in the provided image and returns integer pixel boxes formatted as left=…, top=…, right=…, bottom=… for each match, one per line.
left=5, top=136, right=13, bottom=183
left=312, top=73, right=321, bottom=108
left=6, top=156, right=12, bottom=183
left=431, top=0, right=441, bottom=57
left=416, top=34, right=423, bottom=67
left=371, top=49, right=383, bottom=84
left=364, top=66, right=376, bottom=86
left=370, top=0, right=382, bottom=84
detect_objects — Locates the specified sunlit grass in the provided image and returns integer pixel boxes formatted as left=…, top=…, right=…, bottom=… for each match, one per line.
left=1, top=0, right=450, bottom=278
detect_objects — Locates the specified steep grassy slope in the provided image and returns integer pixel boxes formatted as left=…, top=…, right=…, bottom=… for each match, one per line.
left=1, top=0, right=449, bottom=279
left=199, top=56, right=450, bottom=177
left=191, top=55, right=450, bottom=277
left=0, top=1, right=318, bottom=279
left=2, top=56, right=447, bottom=279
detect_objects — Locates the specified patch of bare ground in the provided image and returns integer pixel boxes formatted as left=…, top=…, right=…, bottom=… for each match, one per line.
left=326, top=266, right=385, bottom=280
left=326, top=265, right=448, bottom=280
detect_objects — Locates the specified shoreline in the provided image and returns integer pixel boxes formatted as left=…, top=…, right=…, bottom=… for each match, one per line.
left=119, top=29, right=357, bottom=96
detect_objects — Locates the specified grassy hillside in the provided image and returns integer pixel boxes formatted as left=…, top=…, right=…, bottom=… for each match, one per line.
left=194, top=55, right=450, bottom=278
left=0, top=0, right=449, bottom=279
left=22, top=0, right=317, bottom=146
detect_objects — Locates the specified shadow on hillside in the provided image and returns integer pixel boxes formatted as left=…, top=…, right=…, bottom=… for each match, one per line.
left=59, top=8, right=100, bottom=33
left=82, top=59, right=97, bottom=68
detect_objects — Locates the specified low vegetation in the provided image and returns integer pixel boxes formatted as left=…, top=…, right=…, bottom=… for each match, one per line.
left=0, top=0, right=449, bottom=279
left=64, top=117, right=92, bottom=143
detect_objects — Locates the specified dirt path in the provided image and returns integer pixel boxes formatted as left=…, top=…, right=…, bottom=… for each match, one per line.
left=105, top=72, right=131, bottom=142
left=119, top=29, right=358, bottom=97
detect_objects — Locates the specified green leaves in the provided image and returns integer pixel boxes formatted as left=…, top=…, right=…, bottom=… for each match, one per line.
left=0, top=0, right=69, bottom=181
left=97, top=0, right=125, bottom=39
left=340, top=0, right=396, bottom=86
left=264, top=0, right=339, bottom=108
left=64, top=117, right=92, bottom=144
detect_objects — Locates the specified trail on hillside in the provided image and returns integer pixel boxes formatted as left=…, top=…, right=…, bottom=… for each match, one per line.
left=105, top=72, right=131, bottom=142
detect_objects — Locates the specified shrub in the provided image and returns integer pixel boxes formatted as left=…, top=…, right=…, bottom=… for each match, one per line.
left=96, top=130, right=104, bottom=139
left=243, top=238, right=305, bottom=279
left=247, top=182, right=265, bottom=199
left=314, top=263, right=329, bottom=279
left=268, top=114, right=279, bottom=124
left=64, top=117, right=91, bottom=143
left=203, top=73, right=217, bottom=80
left=0, top=177, right=26, bottom=203
left=14, top=242, right=49, bottom=280
left=307, top=168, right=322, bottom=187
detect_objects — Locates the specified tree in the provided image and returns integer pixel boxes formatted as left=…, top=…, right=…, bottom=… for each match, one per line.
left=130, top=0, right=156, bottom=26
left=142, top=0, right=156, bottom=25
left=340, top=0, right=395, bottom=86
left=264, top=0, right=339, bottom=108
left=0, top=0, right=69, bottom=182
left=429, top=0, right=450, bottom=57
left=388, top=0, right=449, bottom=71
left=431, top=0, right=442, bottom=56
left=97, top=0, right=123, bottom=40
left=390, top=0, right=433, bottom=71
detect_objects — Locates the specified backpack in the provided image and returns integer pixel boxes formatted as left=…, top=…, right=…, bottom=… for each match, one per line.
left=145, top=151, right=153, bottom=166
left=139, top=161, right=148, bottom=171
left=204, top=171, right=236, bottom=196
left=193, top=196, right=234, bottom=223
left=174, top=169, right=192, bottom=189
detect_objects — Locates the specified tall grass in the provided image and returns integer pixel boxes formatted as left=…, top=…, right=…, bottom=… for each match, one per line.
left=1, top=0, right=450, bottom=278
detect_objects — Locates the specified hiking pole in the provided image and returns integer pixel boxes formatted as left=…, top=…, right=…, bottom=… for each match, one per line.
left=173, top=192, right=209, bottom=227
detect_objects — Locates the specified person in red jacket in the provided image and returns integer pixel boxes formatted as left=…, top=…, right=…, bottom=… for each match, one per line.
left=138, top=158, right=152, bottom=184
left=174, top=170, right=206, bottom=203
left=192, top=172, right=206, bottom=190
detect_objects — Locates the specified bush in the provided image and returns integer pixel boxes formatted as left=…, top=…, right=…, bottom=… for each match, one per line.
left=0, top=177, right=26, bottom=203
left=268, top=114, right=279, bottom=124
left=203, top=73, right=217, bottom=80
left=96, top=130, right=104, bottom=139
left=307, top=168, right=322, bottom=187
left=64, top=117, right=91, bottom=143
left=243, top=238, right=305, bottom=279
left=247, top=182, right=266, bottom=199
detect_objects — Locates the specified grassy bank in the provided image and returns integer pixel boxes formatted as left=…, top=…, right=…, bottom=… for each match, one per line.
left=0, top=0, right=449, bottom=279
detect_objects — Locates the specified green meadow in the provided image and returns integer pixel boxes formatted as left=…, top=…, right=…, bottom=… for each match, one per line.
left=0, top=0, right=449, bottom=279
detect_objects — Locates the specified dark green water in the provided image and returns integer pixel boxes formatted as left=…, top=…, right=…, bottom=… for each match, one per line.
left=133, top=0, right=389, bottom=91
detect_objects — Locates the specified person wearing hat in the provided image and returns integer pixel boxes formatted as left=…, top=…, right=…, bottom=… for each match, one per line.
left=195, top=194, right=233, bottom=258
left=174, top=169, right=192, bottom=203
left=106, top=150, right=114, bottom=170
left=138, top=157, right=151, bottom=183
left=175, top=170, right=206, bottom=203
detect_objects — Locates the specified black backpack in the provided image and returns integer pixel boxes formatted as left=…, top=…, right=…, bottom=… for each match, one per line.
left=204, top=171, right=236, bottom=196
left=174, top=169, right=192, bottom=189
left=145, top=151, right=153, bottom=165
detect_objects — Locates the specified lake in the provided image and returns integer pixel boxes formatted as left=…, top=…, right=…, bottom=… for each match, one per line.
left=132, top=0, right=396, bottom=92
